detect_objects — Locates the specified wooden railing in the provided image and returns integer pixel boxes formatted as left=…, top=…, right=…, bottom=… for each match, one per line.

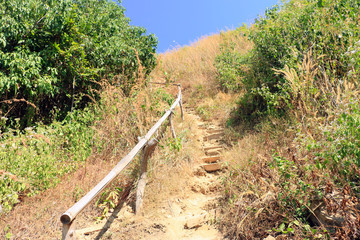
left=60, top=84, right=183, bottom=239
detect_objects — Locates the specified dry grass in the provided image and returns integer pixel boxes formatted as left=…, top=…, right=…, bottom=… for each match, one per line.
left=0, top=158, right=133, bottom=239
left=219, top=123, right=308, bottom=239
left=218, top=48, right=360, bottom=239
left=151, top=31, right=251, bottom=125
left=151, top=34, right=220, bottom=94
left=142, top=111, right=202, bottom=216
left=275, top=49, right=360, bottom=123
left=195, top=91, right=240, bottom=124
left=0, top=61, right=181, bottom=238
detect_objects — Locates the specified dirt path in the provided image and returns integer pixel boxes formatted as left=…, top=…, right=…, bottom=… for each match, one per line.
left=77, top=109, right=227, bottom=240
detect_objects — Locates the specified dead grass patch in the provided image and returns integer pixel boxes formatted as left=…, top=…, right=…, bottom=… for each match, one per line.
left=142, top=112, right=202, bottom=217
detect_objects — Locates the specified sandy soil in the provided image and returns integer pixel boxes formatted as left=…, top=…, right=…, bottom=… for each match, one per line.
left=78, top=110, right=228, bottom=240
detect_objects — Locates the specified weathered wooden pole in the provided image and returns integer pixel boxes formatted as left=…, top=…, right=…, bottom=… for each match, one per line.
left=169, top=111, right=177, bottom=139
left=60, top=85, right=182, bottom=234
left=179, top=95, right=184, bottom=120
left=178, top=86, right=184, bottom=120
left=136, top=138, right=158, bottom=214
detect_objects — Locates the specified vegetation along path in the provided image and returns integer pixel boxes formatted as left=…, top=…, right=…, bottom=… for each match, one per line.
left=74, top=108, right=228, bottom=240
left=2, top=0, right=360, bottom=239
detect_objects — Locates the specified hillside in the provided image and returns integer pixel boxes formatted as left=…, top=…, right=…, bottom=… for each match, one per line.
left=2, top=0, right=360, bottom=239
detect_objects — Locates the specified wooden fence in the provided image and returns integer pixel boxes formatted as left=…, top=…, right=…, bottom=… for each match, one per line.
left=60, top=84, right=183, bottom=239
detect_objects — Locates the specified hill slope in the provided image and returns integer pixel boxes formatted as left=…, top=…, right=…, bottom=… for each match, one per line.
left=2, top=1, right=360, bottom=239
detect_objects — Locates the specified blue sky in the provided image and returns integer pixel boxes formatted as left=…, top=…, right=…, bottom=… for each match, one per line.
left=121, top=0, right=279, bottom=53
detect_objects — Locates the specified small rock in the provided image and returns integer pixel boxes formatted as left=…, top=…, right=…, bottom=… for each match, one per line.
left=170, top=202, right=182, bottom=216
left=191, top=183, right=207, bottom=194
left=120, top=205, right=134, bottom=218
left=310, top=190, right=357, bottom=228
left=151, top=223, right=166, bottom=233
left=263, top=236, right=276, bottom=240
left=184, top=213, right=208, bottom=229
left=205, top=150, right=220, bottom=156
left=202, top=156, right=221, bottom=163
left=203, top=146, right=223, bottom=151
left=204, top=133, right=224, bottom=141
left=193, top=167, right=206, bottom=176
left=203, top=163, right=221, bottom=172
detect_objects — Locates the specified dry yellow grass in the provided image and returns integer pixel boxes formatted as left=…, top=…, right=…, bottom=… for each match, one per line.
left=0, top=67, right=180, bottom=238
left=151, top=31, right=251, bottom=101
left=150, top=34, right=221, bottom=105
left=150, top=31, right=252, bottom=125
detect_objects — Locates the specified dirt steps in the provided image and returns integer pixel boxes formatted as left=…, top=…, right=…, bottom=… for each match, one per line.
left=75, top=108, right=225, bottom=240
left=201, top=124, right=224, bottom=173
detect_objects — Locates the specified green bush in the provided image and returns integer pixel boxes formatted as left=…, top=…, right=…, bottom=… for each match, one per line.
left=218, top=1, right=360, bottom=238
left=267, top=101, right=360, bottom=237
left=310, top=100, right=360, bottom=187
left=235, top=0, right=360, bottom=119
left=215, top=29, right=251, bottom=93
left=0, top=107, right=96, bottom=212
left=0, top=0, right=157, bottom=128
left=215, top=44, right=245, bottom=92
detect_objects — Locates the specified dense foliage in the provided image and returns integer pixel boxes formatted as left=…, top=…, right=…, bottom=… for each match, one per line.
left=0, top=0, right=162, bottom=216
left=0, top=108, right=95, bottom=212
left=214, top=30, right=249, bottom=92
left=0, top=0, right=157, bottom=128
left=216, top=0, right=360, bottom=238
left=216, top=0, right=360, bottom=122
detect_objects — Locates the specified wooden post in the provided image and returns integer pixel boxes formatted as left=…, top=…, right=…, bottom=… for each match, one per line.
left=60, top=86, right=182, bottom=229
left=178, top=86, right=184, bottom=120
left=169, top=111, right=176, bottom=139
left=136, top=138, right=158, bottom=214
left=179, top=95, right=184, bottom=120
left=62, top=221, right=76, bottom=240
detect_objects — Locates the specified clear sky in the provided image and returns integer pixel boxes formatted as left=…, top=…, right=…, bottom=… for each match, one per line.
left=120, top=0, right=279, bottom=53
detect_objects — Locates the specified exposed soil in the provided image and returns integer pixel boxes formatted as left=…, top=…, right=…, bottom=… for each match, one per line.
left=72, top=109, right=228, bottom=240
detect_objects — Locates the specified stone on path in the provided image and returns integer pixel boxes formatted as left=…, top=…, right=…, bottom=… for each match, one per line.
left=203, top=146, right=222, bottom=151
left=206, top=129, right=223, bottom=134
left=263, top=236, right=276, bottom=240
left=205, top=150, right=221, bottom=156
left=203, top=163, right=221, bottom=172
left=202, top=156, right=221, bottom=163
left=184, top=213, right=208, bottom=229
left=203, top=133, right=224, bottom=141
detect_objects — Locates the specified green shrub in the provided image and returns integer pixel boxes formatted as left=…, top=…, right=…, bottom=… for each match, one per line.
left=0, top=106, right=96, bottom=212
left=235, top=0, right=360, bottom=119
left=0, top=0, right=157, bottom=128
left=310, top=100, right=360, bottom=187
left=215, top=44, right=245, bottom=92
left=215, top=29, right=251, bottom=93
left=218, top=1, right=360, bottom=238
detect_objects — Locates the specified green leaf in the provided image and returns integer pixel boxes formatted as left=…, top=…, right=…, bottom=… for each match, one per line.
left=317, top=0, right=324, bottom=7
left=279, top=223, right=285, bottom=232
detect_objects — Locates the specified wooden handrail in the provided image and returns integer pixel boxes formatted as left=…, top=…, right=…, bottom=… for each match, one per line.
left=60, top=86, right=183, bottom=239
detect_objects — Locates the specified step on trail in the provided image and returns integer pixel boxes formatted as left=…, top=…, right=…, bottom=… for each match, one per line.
left=76, top=108, right=226, bottom=240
